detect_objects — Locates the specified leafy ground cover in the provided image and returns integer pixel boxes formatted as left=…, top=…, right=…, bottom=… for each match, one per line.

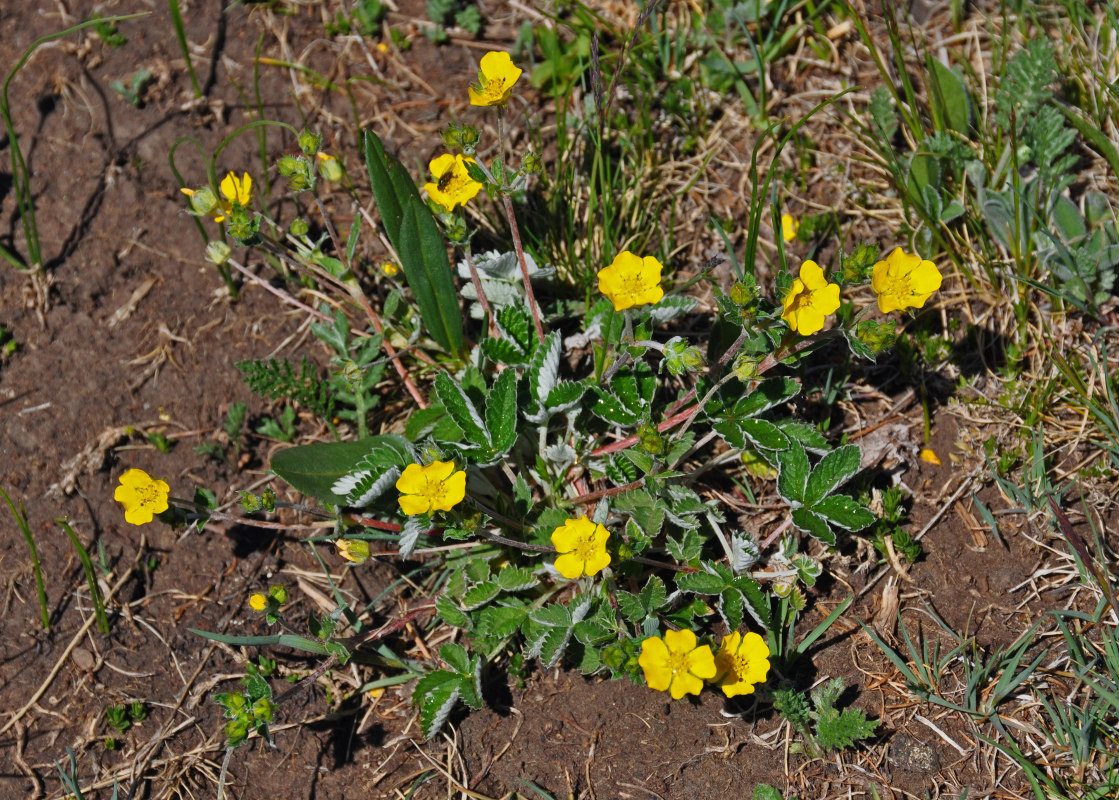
left=1, top=1, right=1117, bottom=799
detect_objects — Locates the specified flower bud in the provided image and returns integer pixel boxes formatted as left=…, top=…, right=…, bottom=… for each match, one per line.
left=733, top=352, right=761, bottom=381
left=335, top=538, right=372, bottom=564
left=276, top=154, right=301, bottom=176
left=663, top=336, right=704, bottom=376
left=205, top=241, right=232, bottom=266
left=318, top=153, right=343, bottom=182
left=298, top=129, right=321, bottom=156
left=187, top=186, right=218, bottom=215
left=289, top=217, right=309, bottom=236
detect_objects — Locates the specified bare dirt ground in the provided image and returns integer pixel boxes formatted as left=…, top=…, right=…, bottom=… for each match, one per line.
left=0, top=2, right=1085, bottom=799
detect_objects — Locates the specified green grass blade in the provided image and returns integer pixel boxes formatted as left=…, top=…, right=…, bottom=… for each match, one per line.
left=2, top=486, right=48, bottom=630
left=167, top=0, right=201, bottom=98
left=58, top=519, right=109, bottom=635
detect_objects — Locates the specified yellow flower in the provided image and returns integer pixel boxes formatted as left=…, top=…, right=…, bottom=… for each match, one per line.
left=871, top=247, right=943, bottom=313
left=114, top=468, right=170, bottom=525
left=638, top=629, right=716, bottom=700
left=550, top=516, right=611, bottom=579
left=713, top=631, right=770, bottom=698
left=249, top=593, right=268, bottom=612
left=424, top=154, right=484, bottom=212
left=781, top=213, right=799, bottom=243
left=380, top=260, right=400, bottom=277
left=180, top=171, right=253, bottom=222
left=317, top=152, right=343, bottom=182
left=781, top=260, right=841, bottom=335
left=597, top=251, right=665, bottom=312
left=396, top=460, right=467, bottom=516
left=335, top=539, right=372, bottom=564
left=468, top=50, right=522, bottom=107
left=920, top=448, right=942, bottom=465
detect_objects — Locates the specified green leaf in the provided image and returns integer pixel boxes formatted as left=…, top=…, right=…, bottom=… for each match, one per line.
left=804, top=444, right=861, bottom=506
left=496, top=304, right=533, bottom=351
left=495, top=565, right=537, bottom=592
left=776, top=440, right=810, bottom=505
left=272, top=437, right=398, bottom=504
left=791, top=506, right=836, bottom=546
left=527, top=331, right=561, bottom=408
left=486, top=368, right=518, bottom=453
left=397, top=195, right=464, bottom=354
left=779, top=421, right=831, bottom=453
left=573, top=619, right=614, bottom=646
left=434, top=594, right=470, bottom=629
left=613, top=490, right=665, bottom=541
left=717, top=418, right=791, bottom=452
left=929, top=57, right=970, bottom=135
left=754, top=785, right=784, bottom=800
left=665, top=527, right=704, bottom=562
left=481, top=336, right=528, bottom=366
left=617, top=591, right=646, bottom=622
left=639, top=574, right=667, bottom=612
left=592, top=387, right=642, bottom=425
left=434, top=372, right=489, bottom=448
left=813, top=494, right=875, bottom=531
left=363, top=129, right=414, bottom=252
left=414, top=670, right=462, bottom=739
left=439, top=642, right=472, bottom=674
left=676, top=571, right=727, bottom=595
left=461, top=581, right=500, bottom=610
left=475, top=604, right=528, bottom=642
left=720, top=587, right=744, bottom=631
left=733, top=576, right=772, bottom=629
left=734, top=376, right=800, bottom=417
left=545, top=380, right=585, bottom=412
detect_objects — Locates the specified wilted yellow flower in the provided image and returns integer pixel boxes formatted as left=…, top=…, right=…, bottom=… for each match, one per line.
left=317, top=152, right=343, bottom=182
left=871, top=247, right=943, bottom=313
left=638, top=629, right=716, bottom=699
left=468, top=50, right=522, bottom=107
left=249, top=593, right=268, bottom=612
left=335, top=539, right=372, bottom=564
left=380, top=260, right=399, bottom=277
left=424, top=154, right=483, bottom=212
left=713, top=631, right=770, bottom=698
left=920, top=448, right=941, bottom=465
left=597, top=251, right=665, bottom=311
left=114, top=468, right=170, bottom=525
left=781, top=213, right=799, bottom=243
left=781, top=260, right=841, bottom=335
left=550, top=516, right=611, bottom=579
left=396, top=460, right=466, bottom=516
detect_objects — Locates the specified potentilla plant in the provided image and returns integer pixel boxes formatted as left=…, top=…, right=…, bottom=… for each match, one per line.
left=160, top=49, right=945, bottom=748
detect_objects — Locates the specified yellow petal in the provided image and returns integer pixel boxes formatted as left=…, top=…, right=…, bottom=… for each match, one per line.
left=920, top=448, right=942, bottom=465
left=398, top=493, right=432, bottom=516
left=553, top=551, right=585, bottom=579
left=798, top=260, right=827, bottom=290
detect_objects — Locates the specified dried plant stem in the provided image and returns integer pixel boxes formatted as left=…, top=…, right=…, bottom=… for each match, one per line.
left=461, top=248, right=496, bottom=337
left=501, top=193, right=545, bottom=344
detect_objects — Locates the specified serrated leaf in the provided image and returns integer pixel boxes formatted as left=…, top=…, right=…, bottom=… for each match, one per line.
left=591, top=387, right=641, bottom=426
left=272, top=437, right=400, bottom=505
left=730, top=532, right=760, bottom=573
left=481, top=336, right=528, bottom=366
left=546, top=380, right=585, bottom=412
left=486, top=368, right=518, bottom=454
left=461, top=581, right=501, bottom=610
left=573, top=619, right=614, bottom=646
left=647, top=294, right=698, bottom=323
left=804, top=444, right=861, bottom=506
left=531, top=602, right=573, bottom=629
left=843, top=326, right=879, bottom=362
left=613, top=490, right=665, bottom=541
left=639, top=574, right=667, bottom=612
left=439, top=642, right=472, bottom=674
left=776, top=440, right=810, bottom=505
left=434, top=372, right=490, bottom=448
left=399, top=516, right=426, bottom=558
left=497, top=304, right=533, bottom=351
left=791, top=506, right=836, bottom=546
left=335, top=466, right=400, bottom=507
left=475, top=604, right=528, bottom=642
left=676, top=571, right=727, bottom=595
left=414, top=670, right=461, bottom=739
left=527, top=331, right=561, bottom=407
left=495, top=565, right=537, bottom=592
left=537, top=625, right=573, bottom=668
left=813, top=494, right=876, bottom=531
left=665, top=527, right=704, bottom=563
left=434, top=594, right=470, bottom=629
left=617, top=591, right=645, bottom=622
left=720, top=587, right=744, bottom=631
left=779, top=421, right=831, bottom=453
left=734, top=576, right=772, bottom=629
left=739, top=418, right=791, bottom=451
left=734, top=376, right=801, bottom=417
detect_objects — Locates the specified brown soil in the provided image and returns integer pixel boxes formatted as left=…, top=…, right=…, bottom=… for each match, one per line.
left=0, top=3, right=1081, bottom=800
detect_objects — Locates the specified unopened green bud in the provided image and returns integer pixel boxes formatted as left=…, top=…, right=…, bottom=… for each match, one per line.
left=636, top=422, right=667, bottom=456
left=205, top=241, right=232, bottom=266
left=733, top=352, right=761, bottom=381
left=187, top=186, right=218, bottom=215
left=268, top=584, right=287, bottom=603
left=854, top=319, right=897, bottom=354
left=289, top=217, right=309, bottom=236
left=276, top=154, right=301, bottom=176
left=251, top=697, right=275, bottom=722
left=298, top=129, right=321, bottom=156
left=663, top=336, right=704, bottom=376
left=522, top=151, right=542, bottom=173
left=729, top=280, right=756, bottom=306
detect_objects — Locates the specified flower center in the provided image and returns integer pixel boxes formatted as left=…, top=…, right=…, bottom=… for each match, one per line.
left=619, top=273, right=648, bottom=301
left=730, top=653, right=752, bottom=679
left=571, top=536, right=596, bottom=562
left=422, top=478, right=448, bottom=505
left=882, top=273, right=911, bottom=300
left=138, top=484, right=163, bottom=507
left=481, top=78, right=508, bottom=101
left=667, top=650, right=690, bottom=676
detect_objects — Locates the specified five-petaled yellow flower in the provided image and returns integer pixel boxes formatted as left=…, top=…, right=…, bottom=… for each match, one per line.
left=597, top=251, right=665, bottom=312
left=181, top=171, right=253, bottom=222
left=713, top=631, right=771, bottom=698
left=781, top=260, right=841, bottom=335
left=638, top=629, right=716, bottom=699
left=396, top=460, right=466, bottom=516
left=550, top=516, right=611, bottom=580
left=114, top=468, right=170, bottom=525
left=424, top=154, right=484, bottom=212
left=781, top=213, right=799, bottom=243
left=249, top=593, right=268, bottom=612
left=871, top=247, right=943, bottom=313
left=468, top=50, right=522, bottom=107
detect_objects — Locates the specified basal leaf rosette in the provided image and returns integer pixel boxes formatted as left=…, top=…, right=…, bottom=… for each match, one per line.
left=550, top=516, right=610, bottom=579
left=468, top=50, right=522, bottom=107
left=871, top=247, right=943, bottom=313
left=638, top=629, right=716, bottom=699
left=396, top=460, right=466, bottom=516
left=114, top=468, right=170, bottom=525
left=781, top=259, right=840, bottom=335
left=597, top=250, right=665, bottom=312
left=713, top=631, right=771, bottom=698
